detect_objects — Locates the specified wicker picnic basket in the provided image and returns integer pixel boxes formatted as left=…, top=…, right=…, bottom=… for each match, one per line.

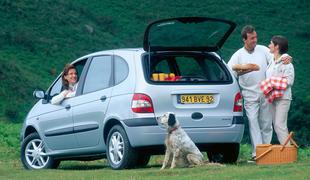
left=255, top=132, right=298, bottom=165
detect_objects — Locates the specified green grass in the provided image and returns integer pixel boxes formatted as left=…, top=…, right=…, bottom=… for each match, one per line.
left=1, top=152, right=310, bottom=179
left=1, top=121, right=309, bottom=179
left=0, top=121, right=21, bottom=161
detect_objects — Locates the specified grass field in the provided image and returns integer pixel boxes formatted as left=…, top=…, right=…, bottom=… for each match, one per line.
left=1, top=153, right=310, bottom=180
left=1, top=122, right=309, bottom=179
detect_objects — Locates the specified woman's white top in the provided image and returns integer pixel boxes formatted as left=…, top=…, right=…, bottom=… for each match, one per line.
left=266, top=55, right=294, bottom=100
left=50, top=82, right=78, bottom=105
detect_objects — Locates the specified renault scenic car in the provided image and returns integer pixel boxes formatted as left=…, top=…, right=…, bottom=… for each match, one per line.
left=20, top=17, right=244, bottom=170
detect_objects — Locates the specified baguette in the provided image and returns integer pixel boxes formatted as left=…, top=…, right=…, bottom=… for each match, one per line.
left=232, top=63, right=260, bottom=71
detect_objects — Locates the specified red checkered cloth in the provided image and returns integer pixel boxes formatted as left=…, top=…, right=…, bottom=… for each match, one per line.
left=270, top=76, right=288, bottom=90
left=260, top=79, right=273, bottom=95
left=260, top=77, right=288, bottom=103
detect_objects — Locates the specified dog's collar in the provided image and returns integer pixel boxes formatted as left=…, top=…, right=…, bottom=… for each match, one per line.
left=168, top=125, right=179, bottom=134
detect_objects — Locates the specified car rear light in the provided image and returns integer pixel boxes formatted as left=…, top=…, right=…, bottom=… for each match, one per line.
left=233, top=92, right=243, bottom=112
left=131, top=93, right=154, bottom=113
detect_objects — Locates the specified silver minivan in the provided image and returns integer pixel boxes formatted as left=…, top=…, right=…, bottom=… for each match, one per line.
left=20, top=17, right=244, bottom=170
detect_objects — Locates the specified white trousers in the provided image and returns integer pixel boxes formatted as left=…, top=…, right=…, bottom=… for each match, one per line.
left=272, top=99, right=291, bottom=145
left=244, top=96, right=273, bottom=157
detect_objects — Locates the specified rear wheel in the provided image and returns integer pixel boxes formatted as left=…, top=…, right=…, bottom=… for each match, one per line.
left=21, top=133, right=60, bottom=169
left=106, top=125, right=138, bottom=169
left=134, top=153, right=151, bottom=168
left=207, top=143, right=239, bottom=163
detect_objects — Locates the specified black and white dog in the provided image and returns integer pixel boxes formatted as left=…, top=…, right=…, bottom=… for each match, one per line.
left=157, top=112, right=204, bottom=169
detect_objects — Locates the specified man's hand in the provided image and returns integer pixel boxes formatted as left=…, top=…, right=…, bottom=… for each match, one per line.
left=236, top=69, right=253, bottom=76
left=281, top=55, right=292, bottom=64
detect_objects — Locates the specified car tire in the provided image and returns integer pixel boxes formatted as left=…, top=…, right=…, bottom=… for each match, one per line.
left=106, top=125, right=138, bottom=170
left=21, top=132, right=60, bottom=169
left=134, top=152, right=151, bottom=168
left=207, top=143, right=239, bottom=163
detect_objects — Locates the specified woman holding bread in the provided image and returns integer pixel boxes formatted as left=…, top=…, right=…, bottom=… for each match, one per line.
left=266, top=35, right=294, bottom=145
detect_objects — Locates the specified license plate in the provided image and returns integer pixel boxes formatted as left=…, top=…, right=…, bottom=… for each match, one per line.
left=178, top=94, right=214, bottom=104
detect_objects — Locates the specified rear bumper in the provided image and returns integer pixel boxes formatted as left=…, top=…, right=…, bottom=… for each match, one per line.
left=122, top=119, right=244, bottom=147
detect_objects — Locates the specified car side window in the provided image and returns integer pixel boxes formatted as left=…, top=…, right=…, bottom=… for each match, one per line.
left=205, top=59, right=229, bottom=81
left=49, top=77, right=62, bottom=97
left=48, top=59, right=87, bottom=100
left=83, top=56, right=112, bottom=94
left=114, top=56, right=129, bottom=85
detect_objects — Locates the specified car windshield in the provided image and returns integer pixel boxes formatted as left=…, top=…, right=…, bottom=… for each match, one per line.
left=144, top=52, right=232, bottom=84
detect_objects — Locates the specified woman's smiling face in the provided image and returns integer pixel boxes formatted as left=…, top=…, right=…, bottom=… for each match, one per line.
left=64, top=68, right=77, bottom=85
left=268, top=41, right=277, bottom=54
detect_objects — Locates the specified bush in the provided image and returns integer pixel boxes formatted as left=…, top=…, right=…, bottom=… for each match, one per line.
left=288, top=97, right=310, bottom=147
left=0, top=60, right=36, bottom=123
left=4, top=106, right=19, bottom=122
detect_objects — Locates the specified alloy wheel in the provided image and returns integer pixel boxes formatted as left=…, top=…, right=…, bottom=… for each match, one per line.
left=108, top=132, right=124, bottom=165
left=24, top=138, right=49, bottom=169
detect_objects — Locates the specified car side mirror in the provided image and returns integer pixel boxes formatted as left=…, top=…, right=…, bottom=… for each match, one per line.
left=33, top=89, right=46, bottom=99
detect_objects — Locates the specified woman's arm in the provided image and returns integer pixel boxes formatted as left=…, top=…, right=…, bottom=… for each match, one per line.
left=51, top=90, right=68, bottom=105
left=283, top=64, right=295, bottom=86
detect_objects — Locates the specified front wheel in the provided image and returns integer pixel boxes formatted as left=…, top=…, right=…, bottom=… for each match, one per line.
left=106, top=125, right=138, bottom=169
left=21, top=132, right=60, bottom=169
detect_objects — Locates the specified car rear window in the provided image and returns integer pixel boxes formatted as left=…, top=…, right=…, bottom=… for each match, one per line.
left=143, top=52, right=232, bottom=84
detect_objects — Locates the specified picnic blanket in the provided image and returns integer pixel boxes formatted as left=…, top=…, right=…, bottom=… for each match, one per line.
left=260, top=76, right=288, bottom=103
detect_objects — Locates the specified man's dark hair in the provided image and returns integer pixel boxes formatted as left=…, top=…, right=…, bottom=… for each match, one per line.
left=271, top=35, right=288, bottom=54
left=241, top=25, right=255, bottom=40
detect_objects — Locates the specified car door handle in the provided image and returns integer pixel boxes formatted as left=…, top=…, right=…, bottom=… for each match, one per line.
left=65, top=104, right=71, bottom=110
left=100, top=96, right=107, bottom=101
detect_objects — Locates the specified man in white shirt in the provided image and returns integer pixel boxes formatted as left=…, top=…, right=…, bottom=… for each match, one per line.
left=227, top=25, right=291, bottom=161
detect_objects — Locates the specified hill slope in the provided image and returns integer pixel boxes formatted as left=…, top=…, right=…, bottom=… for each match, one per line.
left=0, top=0, right=309, bottom=144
